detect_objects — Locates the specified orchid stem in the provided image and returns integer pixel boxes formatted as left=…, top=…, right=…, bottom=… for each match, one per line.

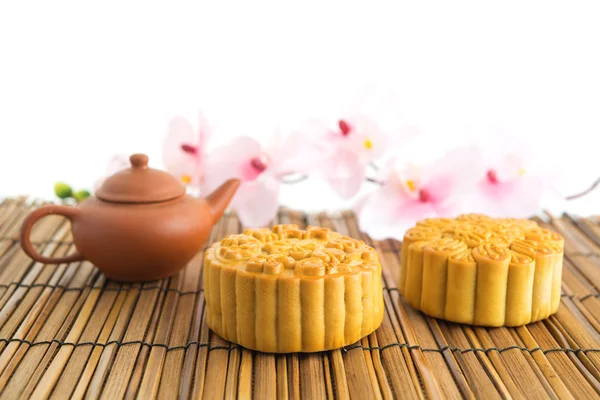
left=280, top=173, right=385, bottom=186
left=566, top=177, right=600, bottom=200
left=366, top=177, right=385, bottom=185
left=281, top=175, right=309, bottom=184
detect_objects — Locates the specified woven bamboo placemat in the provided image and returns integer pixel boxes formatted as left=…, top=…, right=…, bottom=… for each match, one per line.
left=0, top=197, right=599, bottom=399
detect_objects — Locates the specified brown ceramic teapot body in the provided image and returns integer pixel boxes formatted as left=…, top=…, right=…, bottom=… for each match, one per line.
left=19, top=154, right=240, bottom=282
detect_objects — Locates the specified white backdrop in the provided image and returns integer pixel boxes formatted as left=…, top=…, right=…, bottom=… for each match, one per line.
left=1, top=1, right=600, bottom=215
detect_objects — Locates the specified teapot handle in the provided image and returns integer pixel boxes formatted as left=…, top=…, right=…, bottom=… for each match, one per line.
left=19, top=204, right=85, bottom=264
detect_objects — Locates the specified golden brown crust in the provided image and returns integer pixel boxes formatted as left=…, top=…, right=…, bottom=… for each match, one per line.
left=400, top=214, right=564, bottom=327
left=204, top=224, right=384, bottom=353
left=207, top=225, right=378, bottom=278
left=404, top=215, right=562, bottom=251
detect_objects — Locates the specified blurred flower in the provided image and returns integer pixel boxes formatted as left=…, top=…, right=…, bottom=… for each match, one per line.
left=203, top=133, right=301, bottom=227
left=464, top=133, right=553, bottom=218
left=162, top=112, right=210, bottom=189
left=469, top=156, right=543, bottom=218
left=301, top=114, right=389, bottom=199
left=357, top=147, right=481, bottom=240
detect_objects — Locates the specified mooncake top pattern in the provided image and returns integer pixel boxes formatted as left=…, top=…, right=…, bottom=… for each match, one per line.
left=205, top=224, right=380, bottom=277
left=405, top=214, right=564, bottom=263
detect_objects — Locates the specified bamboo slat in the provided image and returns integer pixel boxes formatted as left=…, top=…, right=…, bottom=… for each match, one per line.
left=0, top=199, right=598, bottom=399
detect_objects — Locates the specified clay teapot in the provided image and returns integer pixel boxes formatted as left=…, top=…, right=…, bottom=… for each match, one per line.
left=19, top=154, right=240, bottom=282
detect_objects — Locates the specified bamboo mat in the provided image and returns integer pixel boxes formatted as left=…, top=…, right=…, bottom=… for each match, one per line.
left=0, top=198, right=599, bottom=399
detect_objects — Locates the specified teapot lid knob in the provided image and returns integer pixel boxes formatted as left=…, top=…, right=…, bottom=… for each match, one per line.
left=96, top=153, right=186, bottom=203
left=130, top=154, right=149, bottom=169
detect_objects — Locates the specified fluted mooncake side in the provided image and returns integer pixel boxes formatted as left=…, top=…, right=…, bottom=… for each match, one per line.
left=400, top=214, right=564, bottom=327
left=204, top=224, right=384, bottom=353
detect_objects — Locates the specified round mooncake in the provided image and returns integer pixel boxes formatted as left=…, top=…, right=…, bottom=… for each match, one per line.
left=400, top=214, right=564, bottom=327
left=204, top=224, right=384, bottom=353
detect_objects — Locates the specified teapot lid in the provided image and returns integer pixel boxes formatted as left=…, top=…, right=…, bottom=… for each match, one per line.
left=96, top=154, right=186, bottom=203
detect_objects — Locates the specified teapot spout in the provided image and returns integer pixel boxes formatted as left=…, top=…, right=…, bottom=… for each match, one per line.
left=206, top=178, right=241, bottom=223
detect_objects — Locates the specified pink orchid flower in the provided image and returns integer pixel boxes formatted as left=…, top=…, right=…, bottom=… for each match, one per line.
left=162, top=112, right=210, bottom=190
left=465, top=138, right=547, bottom=218
left=202, top=133, right=302, bottom=228
left=303, top=114, right=389, bottom=199
left=357, top=147, right=482, bottom=240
